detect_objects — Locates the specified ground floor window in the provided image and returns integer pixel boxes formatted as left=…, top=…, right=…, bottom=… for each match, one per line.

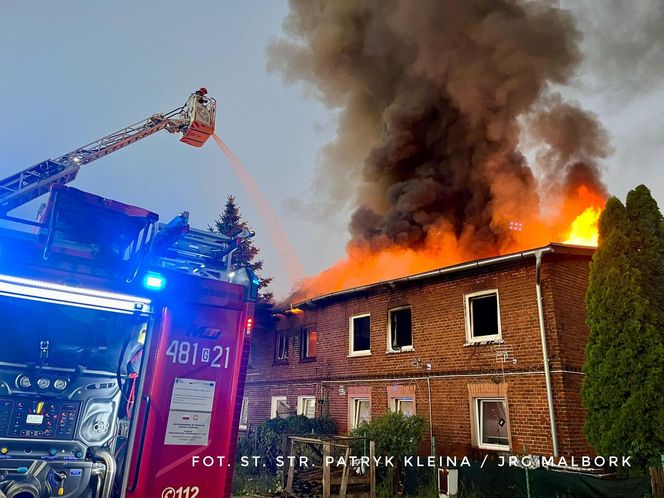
left=391, top=397, right=415, bottom=416
left=350, top=398, right=371, bottom=429
left=297, top=396, right=316, bottom=418
left=475, top=398, right=510, bottom=450
left=239, top=398, right=249, bottom=429
left=270, top=396, right=289, bottom=419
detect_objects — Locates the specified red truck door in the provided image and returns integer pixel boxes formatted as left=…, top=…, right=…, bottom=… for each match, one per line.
left=125, top=275, right=253, bottom=498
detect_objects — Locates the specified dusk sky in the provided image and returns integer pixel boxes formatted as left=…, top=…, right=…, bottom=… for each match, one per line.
left=1, top=1, right=663, bottom=298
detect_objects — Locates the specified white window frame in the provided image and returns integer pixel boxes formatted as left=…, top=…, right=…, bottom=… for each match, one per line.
left=390, top=397, right=415, bottom=416
left=464, top=289, right=502, bottom=343
left=270, top=396, right=289, bottom=419
left=386, top=306, right=414, bottom=353
left=275, top=330, right=289, bottom=361
left=350, top=397, right=371, bottom=429
left=475, top=398, right=510, bottom=451
left=349, top=313, right=371, bottom=357
left=297, top=396, right=316, bottom=418
left=239, top=397, right=249, bottom=430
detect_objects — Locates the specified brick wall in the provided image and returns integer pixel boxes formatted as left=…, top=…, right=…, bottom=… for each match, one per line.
left=242, top=248, right=594, bottom=458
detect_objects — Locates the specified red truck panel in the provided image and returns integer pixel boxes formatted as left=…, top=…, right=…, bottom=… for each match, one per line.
left=126, top=289, right=253, bottom=498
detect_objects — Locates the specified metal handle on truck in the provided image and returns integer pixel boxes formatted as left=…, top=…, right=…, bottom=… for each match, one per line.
left=128, top=394, right=151, bottom=492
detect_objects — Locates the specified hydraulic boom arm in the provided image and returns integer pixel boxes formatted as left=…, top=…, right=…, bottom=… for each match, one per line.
left=0, top=89, right=216, bottom=215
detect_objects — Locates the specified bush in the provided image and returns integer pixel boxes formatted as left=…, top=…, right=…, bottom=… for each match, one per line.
left=350, top=412, right=426, bottom=496
left=232, top=415, right=338, bottom=495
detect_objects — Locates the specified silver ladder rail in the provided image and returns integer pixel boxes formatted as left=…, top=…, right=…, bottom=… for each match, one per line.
left=0, top=107, right=186, bottom=215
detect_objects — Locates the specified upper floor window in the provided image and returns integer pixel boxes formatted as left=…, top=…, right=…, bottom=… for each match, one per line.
left=388, top=307, right=413, bottom=352
left=300, top=325, right=318, bottom=361
left=275, top=330, right=289, bottom=363
left=475, top=398, right=510, bottom=451
left=465, top=290, right=501, bottom=343
left=349, top=314, right=371, bottom=356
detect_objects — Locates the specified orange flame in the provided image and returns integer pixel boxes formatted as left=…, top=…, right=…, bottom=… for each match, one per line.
left=563, top=205, right=601, bottom=246
left=288, top=184, right=606, bottom=303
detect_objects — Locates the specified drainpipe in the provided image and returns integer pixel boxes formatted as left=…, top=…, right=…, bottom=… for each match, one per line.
left=427, top=374, right=434, bottom=456
left=535, top=251, right=559, bottom=457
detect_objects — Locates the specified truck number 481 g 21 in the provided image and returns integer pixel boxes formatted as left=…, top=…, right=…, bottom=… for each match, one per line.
left=165, top=340, right=230, bottom=368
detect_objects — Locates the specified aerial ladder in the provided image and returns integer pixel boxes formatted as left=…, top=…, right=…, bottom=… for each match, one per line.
left=0, top=88, right=216, bottom=215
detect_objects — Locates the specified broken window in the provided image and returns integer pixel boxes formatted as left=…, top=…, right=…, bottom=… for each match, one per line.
left=466, top=291, right=501, bottom=341
left=350, top=314, right=371, bottom=354
left=389, top=307, right=412, bottom=351
left=271, top=396, right=289, bottom=419
left=275, top=329, right=289, bottom=362
left=477, top=398, right=509, bottom=450
left=300, top=325, right=317, bottom=360
left=350, top=398, right=371, bottom=429
left=297, top=396, right=316, bottom=418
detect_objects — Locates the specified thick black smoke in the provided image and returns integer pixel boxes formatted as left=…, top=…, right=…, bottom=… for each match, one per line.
left=269, top=0, right=609, bottom=254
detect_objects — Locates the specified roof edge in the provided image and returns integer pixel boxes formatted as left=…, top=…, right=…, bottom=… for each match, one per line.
left=283, top=243, right=595, bottom=311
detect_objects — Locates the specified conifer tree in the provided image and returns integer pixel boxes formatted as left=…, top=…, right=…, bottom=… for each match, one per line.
left=583, top=186, right=664, bottom=495
left=211, top=195, right=273, bottom=304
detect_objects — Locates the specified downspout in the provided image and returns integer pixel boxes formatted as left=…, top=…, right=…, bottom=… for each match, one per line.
left=427, top=374, right=434, bottom=457
left=535, top=251, right=559, bottom=457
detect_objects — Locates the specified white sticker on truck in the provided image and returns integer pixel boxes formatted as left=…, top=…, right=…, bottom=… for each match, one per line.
left=164, top=378, right=216, bottom=446
left=169, top=378, right=215, bottom=412
left=164, top=411, right=212, bottom=446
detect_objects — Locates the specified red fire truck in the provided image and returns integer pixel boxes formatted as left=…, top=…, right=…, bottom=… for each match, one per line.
left=0, top=90, right=258, bottom=498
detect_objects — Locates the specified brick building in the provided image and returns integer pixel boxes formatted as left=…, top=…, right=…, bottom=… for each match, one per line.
left=241, top=243, right=595, bottom=458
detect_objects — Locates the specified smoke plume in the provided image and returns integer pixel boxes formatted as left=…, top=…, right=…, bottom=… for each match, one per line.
left=269, top=0, right=611, bottom=298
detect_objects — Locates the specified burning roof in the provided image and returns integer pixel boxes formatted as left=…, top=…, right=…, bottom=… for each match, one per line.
left=284, top=242, right=594, bottom=309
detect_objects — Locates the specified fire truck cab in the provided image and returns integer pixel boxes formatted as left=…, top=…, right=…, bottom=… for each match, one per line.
left=0, top=185, right=257, bottom=498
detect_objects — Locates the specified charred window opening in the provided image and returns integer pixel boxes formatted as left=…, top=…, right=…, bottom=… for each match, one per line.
left=350, top=314, right=371, bottom=354
left=466, top=291, right=501, bottom=341
left=300, top=325, right=317, bottom=360
left=389, top=307, right=412, bottom=351
left=275, top=330, right=289, bottom=362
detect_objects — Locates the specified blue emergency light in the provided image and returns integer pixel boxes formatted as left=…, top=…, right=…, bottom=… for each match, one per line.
left=143, top=272, right=166, bottom=291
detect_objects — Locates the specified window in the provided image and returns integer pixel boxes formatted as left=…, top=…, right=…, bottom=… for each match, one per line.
left=349, top=314, right=371, bottom=355
left=270, top=396, right=289, bottom=419
left=350, top=398, right=371, bottom=429
left=388, top=307, right=413, bottom=351
left=391, top=398, right=415, bottom=416
left=239, top=398, right=249, bottom=430
left=275, top=330, right=289, bottom=362
left=297, top=396, right=316, bottom=418
left=476, top=398, right=510, bottom=450
left=465, top=290, right=501, bottom=342
left=300, top=326, right=317, bottom=360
